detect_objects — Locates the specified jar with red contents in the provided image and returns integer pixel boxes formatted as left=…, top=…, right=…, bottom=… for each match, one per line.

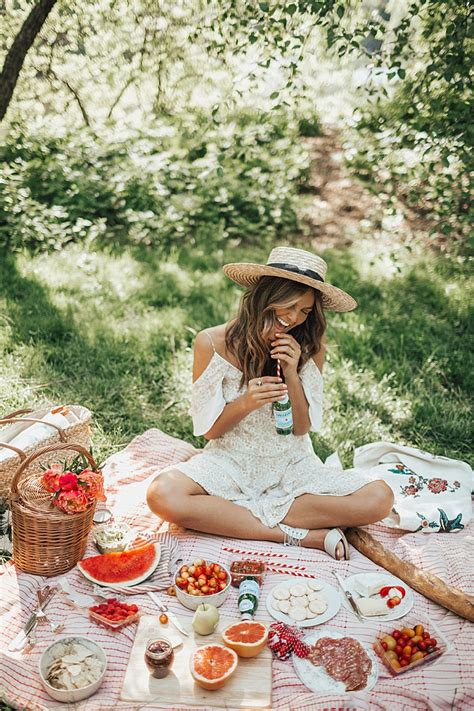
left=230, top=560, right=267, bottom=588
left=144, top=636, right=174, bottom=678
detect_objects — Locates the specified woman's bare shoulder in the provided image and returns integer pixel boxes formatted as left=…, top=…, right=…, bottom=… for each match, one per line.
left=195, top=324, right=228, bottom=353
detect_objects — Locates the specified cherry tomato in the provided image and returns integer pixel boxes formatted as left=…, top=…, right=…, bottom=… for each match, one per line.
left=400, top=659, right=409, bottom=667
left=418, top=641, right=427, bottom=651
left=159, top=613, right=168, bottom=624
left=392, top=630, right=401, bottom=639
left=395, top=644, right=403, bottom=655
left=414, top=624, right=424, bottom=636
left=381, top=641, right=388, bottom=651
left=428, top=638, right=437, bottom=647
left=400, top=633, right=409, bottom=642
left=423, top=631, right=431, bottom=639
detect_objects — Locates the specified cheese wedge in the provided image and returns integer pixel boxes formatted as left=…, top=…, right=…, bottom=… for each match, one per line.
left=353, top=577, right=387, bottom=598
left=355, top=597, right=388, bottom=617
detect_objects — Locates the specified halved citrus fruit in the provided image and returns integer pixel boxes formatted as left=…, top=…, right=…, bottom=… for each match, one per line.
left=190, top=644, right=238, bottom=690
left=222, top=620, right=268, bottom=658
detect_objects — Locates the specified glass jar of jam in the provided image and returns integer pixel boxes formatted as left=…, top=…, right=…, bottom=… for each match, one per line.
left=144, top=637, right=174, bottom=678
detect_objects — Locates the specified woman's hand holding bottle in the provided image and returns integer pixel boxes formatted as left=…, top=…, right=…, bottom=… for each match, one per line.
left=244, top=377, right=287, bottom=412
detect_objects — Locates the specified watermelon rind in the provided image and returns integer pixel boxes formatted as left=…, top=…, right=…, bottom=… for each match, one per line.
left=77, top=542, right=161, bottom=587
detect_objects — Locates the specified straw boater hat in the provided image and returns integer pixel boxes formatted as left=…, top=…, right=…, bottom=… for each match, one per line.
left=223, top=246, right=357, bottom=312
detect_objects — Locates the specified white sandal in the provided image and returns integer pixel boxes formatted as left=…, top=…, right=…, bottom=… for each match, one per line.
left=279, top=523, right=309, bottom=547
left=278, top=523, right=350, bottom=560
left=323, top=527, right=350, bottom=560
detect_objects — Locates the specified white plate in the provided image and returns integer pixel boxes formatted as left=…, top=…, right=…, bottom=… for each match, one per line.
left=343, top=572, right=414, bottom=621
left=266, top=578, right=341, bottom=627
left=293, top=628, right=379, bottom=695
left=77, top=542, right=161, bottom=587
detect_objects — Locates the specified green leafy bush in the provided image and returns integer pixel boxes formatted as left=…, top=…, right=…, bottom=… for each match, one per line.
left=0, top=111, right=310, bottom=254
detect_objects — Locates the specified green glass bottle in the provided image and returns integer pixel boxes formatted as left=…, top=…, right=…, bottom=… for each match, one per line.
left=238, top=577, right=260, bottom=620
left=272, top=393, right=293, bottom=435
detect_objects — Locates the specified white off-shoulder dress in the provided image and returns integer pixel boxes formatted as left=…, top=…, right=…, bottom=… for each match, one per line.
left=170, top=345, right=373, bottom=528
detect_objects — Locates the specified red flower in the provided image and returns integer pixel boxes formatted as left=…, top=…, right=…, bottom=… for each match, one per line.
left=422, top=519, right=429, bottom=527
left=42, top=463, right=63, bottom=493
left=53, top=488, right=90, bottom=514
left=78, top=469, right=106, bottom=503
left=58, top=472, right=78, bottom=492
left=403, top=485, right=418, bottom=496
left=428, top=478, right=448, bottom=494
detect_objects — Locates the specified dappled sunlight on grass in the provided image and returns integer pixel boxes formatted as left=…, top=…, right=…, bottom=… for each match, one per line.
left=0, top=238, right=471, bottom=466
left=311, top=357, right=413, bottom=467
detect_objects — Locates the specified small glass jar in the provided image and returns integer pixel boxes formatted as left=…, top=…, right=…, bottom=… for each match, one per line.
left=144, top=637, right=174, bottom=679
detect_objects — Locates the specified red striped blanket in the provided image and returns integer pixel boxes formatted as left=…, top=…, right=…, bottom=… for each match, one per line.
left=0, top=428, right=472, bottom=710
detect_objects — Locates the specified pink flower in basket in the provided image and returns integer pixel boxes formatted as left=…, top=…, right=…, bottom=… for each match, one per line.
left=53, top=488, right=90, bottom=514
left=58, top=472, right=79, bottom=492
left=41, top=454, right=107, bottom=514
left=78, top=468, right=106, bottom=502
left=42, top=463, right=63, bottom=493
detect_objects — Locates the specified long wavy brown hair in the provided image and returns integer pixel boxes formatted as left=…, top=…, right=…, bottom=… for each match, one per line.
left=225, top=276, right=326, bottom=387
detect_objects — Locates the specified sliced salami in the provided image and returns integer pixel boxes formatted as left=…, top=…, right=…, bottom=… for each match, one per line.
left=308, top=636, right=372, bottom=691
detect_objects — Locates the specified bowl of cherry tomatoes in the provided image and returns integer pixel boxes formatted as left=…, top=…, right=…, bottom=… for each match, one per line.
left=374, top=619, right=448, bottom=675
left=174, top=559, right=231, bottom=610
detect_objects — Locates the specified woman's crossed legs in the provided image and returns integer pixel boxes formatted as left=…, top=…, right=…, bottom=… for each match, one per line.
left=147, top=469, right=394, bottom=560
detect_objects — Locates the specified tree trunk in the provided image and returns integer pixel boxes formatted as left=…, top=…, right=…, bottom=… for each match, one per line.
left=0, top=0, right=57, bottom=123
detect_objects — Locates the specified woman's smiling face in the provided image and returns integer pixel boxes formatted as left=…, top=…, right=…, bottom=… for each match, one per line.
left=272, top=289, right=315, bottom=337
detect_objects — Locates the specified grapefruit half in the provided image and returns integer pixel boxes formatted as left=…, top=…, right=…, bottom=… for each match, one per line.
left=222, top=620, right=268, bottom=658
left=190, top=644, right=238, bottom=690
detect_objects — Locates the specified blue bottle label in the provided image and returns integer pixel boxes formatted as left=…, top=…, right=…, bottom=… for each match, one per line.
left=274, top=407, right=293, bottom=430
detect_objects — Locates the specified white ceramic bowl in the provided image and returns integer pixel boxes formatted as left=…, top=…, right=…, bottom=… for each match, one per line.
left=39, top=636, right=107, bottom=703
left=174, top=562, right=232, bottom=610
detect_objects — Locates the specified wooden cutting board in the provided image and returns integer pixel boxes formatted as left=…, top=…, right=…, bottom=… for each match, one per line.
left=121, top=614, right=272, bottom=708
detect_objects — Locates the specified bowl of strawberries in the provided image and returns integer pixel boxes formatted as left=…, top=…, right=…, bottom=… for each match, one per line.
left=174, top=559, right=231, bottom=610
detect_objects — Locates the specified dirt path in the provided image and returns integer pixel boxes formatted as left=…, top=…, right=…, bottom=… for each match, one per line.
left=298, top=130, right=376, bottom=249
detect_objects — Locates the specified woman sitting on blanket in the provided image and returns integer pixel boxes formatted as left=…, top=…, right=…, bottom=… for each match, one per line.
left=147, top=246, right=394, bottom=560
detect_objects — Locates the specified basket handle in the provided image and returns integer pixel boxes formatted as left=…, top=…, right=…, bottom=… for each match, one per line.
left=10, top=443, right=98, bottom=495
left=0, top=418, right=66, bottom=441
left=0, top=442, right=27, bottom=460
left=2, top=409, right=33, bottom=419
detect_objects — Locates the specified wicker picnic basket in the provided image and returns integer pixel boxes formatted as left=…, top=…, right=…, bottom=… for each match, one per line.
left=0, top=405, right=92, bottom=501
left=10, top=443, right=98, bottom=576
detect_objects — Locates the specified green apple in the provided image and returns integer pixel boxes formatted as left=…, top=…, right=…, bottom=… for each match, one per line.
left=192, top=603, right=220, bottom=635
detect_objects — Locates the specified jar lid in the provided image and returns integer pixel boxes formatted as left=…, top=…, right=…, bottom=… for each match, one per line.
left=93, top=508, right=113, bottom=524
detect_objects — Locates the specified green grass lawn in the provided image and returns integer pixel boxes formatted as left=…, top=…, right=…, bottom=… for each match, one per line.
left=1, top=236, right=472, bottom=469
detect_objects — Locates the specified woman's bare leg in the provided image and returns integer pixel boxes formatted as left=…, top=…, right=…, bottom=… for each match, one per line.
left=147, top=469, right=393, bottom=556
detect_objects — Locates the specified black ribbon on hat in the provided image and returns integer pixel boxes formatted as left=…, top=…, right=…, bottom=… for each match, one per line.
left=267, top=262, right=324, bottom=283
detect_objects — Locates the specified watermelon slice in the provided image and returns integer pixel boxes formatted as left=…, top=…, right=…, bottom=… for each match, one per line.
left=77, top=542, right=161, bottom=587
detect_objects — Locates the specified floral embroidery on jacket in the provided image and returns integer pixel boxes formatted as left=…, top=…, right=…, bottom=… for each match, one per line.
left=398, top=472, right=460, bottom=499
left=388, top=464, right=417, bottom=476
left=415, top=509, right=464, bottom=532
